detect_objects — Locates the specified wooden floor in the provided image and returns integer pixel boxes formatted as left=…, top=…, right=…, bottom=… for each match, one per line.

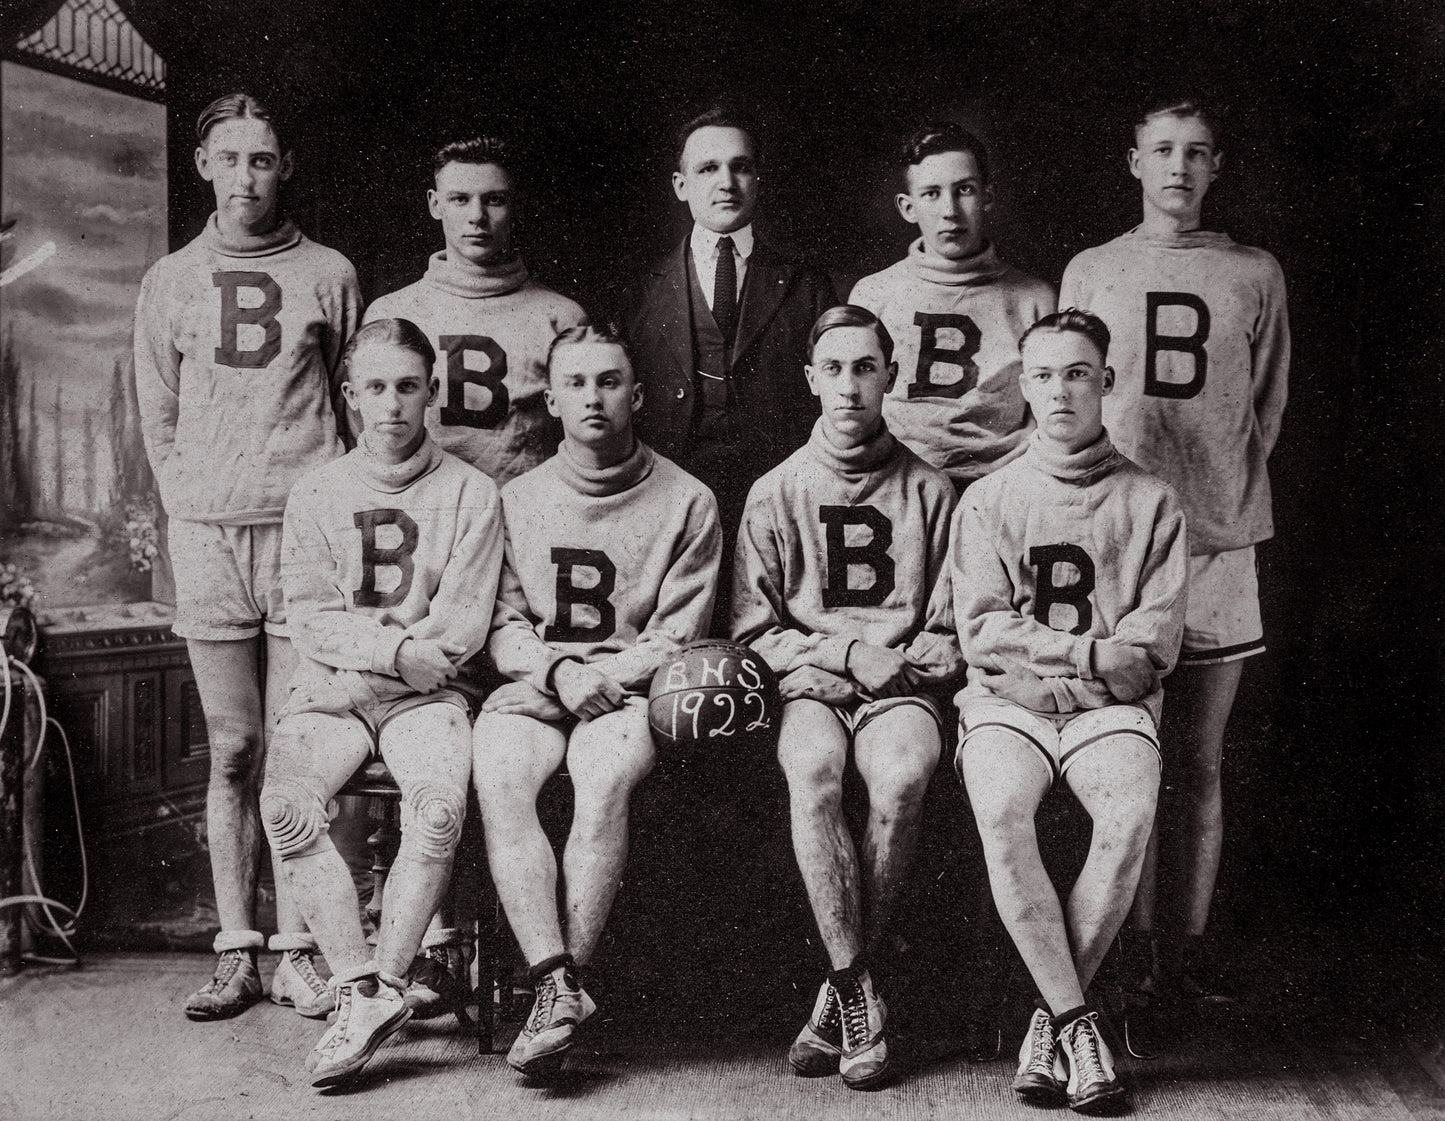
left=3, top=953, right=1445, bottom=1120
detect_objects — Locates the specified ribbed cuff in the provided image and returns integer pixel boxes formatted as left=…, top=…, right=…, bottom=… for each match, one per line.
left=213, top=929, right=266, bottom=953
left=268, top=931, right=318, bottom=953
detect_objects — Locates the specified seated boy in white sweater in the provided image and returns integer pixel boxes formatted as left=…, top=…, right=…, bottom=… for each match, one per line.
left=472, top=325, right=721, bottom=1078
left=260, top=318, right=504, bottom=1088
left=952, top=309, right=1187, bottom=1114
left=732, top=305, right=961, bottom=1091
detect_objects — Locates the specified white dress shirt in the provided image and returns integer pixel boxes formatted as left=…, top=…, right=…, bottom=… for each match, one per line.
left=690, top=223, right=754, bottom=311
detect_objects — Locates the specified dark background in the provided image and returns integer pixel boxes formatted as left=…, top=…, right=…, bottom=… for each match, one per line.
left=11, top=0, right=1445, bottom=1026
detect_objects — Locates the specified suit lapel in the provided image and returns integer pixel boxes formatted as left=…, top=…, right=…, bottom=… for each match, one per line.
left=652, top=237, right=695, bottom=379
left=730, top=240, right=794, bottom=369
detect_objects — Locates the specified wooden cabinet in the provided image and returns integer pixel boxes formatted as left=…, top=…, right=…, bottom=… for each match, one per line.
left=36, top=602, right=216, bottom=948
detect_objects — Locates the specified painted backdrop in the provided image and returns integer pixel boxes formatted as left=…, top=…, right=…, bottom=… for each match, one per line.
left=0, top=59, right=166, bottom=618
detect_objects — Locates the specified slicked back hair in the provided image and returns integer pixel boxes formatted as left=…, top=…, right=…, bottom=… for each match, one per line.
left=900, top=120, right=991, bottom=185
left=341, top=318, right=438, bottom=381
left=197, top=92, right=286, bottom=152
left=674, top=103, right=759, bottom=170
left=809, top=304, right=896, bottom=366
left=1134, top=97, right=1223, bottom=151
left=1018, top=308, right=1111, bottom=364
left=546, top=324, right=634, bottom=381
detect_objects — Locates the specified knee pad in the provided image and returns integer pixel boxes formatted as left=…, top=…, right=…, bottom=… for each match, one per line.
left=399, top=782, right=467, bottom=861
left=261, top=777, right=332, bottom=860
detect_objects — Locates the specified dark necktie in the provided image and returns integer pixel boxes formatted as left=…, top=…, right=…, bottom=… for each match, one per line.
left=713, top=235, right=737, bottom=347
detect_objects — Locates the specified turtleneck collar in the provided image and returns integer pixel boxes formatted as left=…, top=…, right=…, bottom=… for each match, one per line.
left=423, top=249, right=529, bottom=299
left=1124, top=225, right=1233, bottom=250
left=1025, top=429, right=1119, bottom=482
left=551, top=437, right=654, bottom=498
left=352, top=431, right=444, bottom=493
left=906, top=238, right=1007, bottom=286
left=805, top=416, right=898, bottom=476
left=201, top=212, right=302, bottom=257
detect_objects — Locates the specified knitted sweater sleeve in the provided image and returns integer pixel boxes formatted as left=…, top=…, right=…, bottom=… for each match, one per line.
left=486, top=528, right=571, bottom=694
left=396, top=478, right=505, bottom=665
left=901, top=483, right=964, bottom=684
left=1252, top=255, right=1290, bottom=460
left=1101, top=490, right=1189, bottom=676
left=589, top=491, right=723, bottom=689
left=323, top=262, right=364, bottom=445
left=133, top=264, right=180, bottom=482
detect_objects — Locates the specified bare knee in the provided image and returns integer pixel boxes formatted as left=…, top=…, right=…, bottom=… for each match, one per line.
left=400, top=781, right=467, bottom=862
left=260, top=776, right=332, bottom=860
left=1091, top=799, right=1156, bottom=865
left=863, top=754, right=934, bottom=821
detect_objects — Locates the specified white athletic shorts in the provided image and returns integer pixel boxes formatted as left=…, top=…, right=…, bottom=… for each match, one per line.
left=169, top=518, right=287, bottom=642
left=827, top=694, right=945, bottom=741
left=1181, top=546, right=1265, bottom=665
left=956, top=698, right=1160, bottom=788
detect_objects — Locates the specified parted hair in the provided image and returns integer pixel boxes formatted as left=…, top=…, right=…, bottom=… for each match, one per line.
left=196, top=92, right=286, bottom=151
left=1135, top=97, right=1224, bottom=150
left=899, top=120, right=991, bottom=185
left=341, top=318, right=437, bottom=380
left=1018, top=308, right=1111, bottom=363
left=809, top=305, right=896, bottom=365
left=546, top=324, right=634, bottom=378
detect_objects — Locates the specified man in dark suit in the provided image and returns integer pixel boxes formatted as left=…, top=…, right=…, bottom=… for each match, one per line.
left=625, top=105, right=837, bottom=614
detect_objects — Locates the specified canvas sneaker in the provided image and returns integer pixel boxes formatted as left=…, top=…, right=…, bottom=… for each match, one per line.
left=308, top=972, right=412, bottom=1088
left=788, top=979, right=842, bottom=1076
left=271, top=948, right=334, bottom=1019
left=1058, top=1010, right=1127, bottom=1114
left=1013, top=1006, right=1066, bottom=1103
left=184, top=949, right=263, bottom=1021
left=835, top=968, right=891, bottom=1090
left=506, top=964, right=596, bottom=1077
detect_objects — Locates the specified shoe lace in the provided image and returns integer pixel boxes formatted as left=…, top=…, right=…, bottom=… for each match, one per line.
left=836, top=976, right=869, bottom=1048
left=288, top=950, right=329, bottom=998
left=525, top=972, right=558, bottom=1034
left=1029, top=1012, right=1056, bottom=1069
left=201, top=950, right=243, bottom=994
left=817, top=984, right=840, bottom=1031
left=322, top=983, right=353, bottom=1051
left=1066, top=1016, right=1106, bottom=1084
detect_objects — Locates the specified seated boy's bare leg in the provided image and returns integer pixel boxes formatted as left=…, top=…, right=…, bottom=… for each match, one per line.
left=853, top=705, right=939, bottom=954
left=374, top=703, right=472, bottom=978
left=959, top=731, right=1080, bottom=1014
left=778, top=698, right=859, bottom=969
left=1063, top=738, right=1160, bottom=991
left=563, top=700, right=656, bottom=966
left=262, top=712, right=373, bottom=978
left=473, top=712, right=568, bottom=965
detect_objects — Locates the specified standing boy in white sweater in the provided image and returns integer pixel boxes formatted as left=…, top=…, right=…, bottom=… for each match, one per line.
left=472, top=326, right=721, bottom=1079
left=953, top=310, right=1187, bottom=1113
left=733, top=305, right=961, bottom=1091
left=134, top=92, right=362, bottom=1021
left=850, top=122, right=1056, bottom=491
left=260, top=318, right=503, bottom=1087
left=1060, top=100, right=1289, bottom=1000
left=365, top=136, right=588, bottom=489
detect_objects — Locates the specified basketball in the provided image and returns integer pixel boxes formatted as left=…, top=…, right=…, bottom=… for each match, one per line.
left=647, top=639, right=780, bottom=749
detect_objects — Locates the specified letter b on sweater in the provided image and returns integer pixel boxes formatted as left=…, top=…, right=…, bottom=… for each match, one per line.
left=546, top=548, right=616, bottom=642
left=213, top=271, right=282, bottom=368
left=1028, top=543, right=1095, bottom=635
left=820, top=506, right=895, bottom=607
left=353, top=510, right=419, bottom=608
left=1145, top=292, right=1210, bottom=399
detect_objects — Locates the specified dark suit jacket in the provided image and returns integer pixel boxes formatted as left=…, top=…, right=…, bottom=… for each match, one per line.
left=623, top=232, right=837, bottom=476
